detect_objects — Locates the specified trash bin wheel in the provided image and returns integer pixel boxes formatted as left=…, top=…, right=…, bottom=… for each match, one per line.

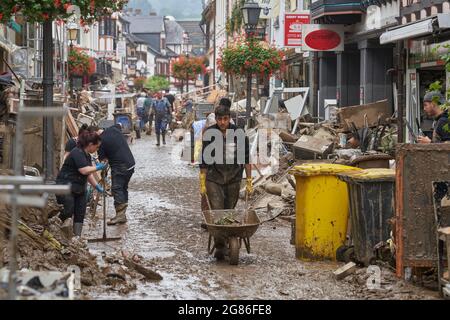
left=229, top=237, right=240, bottom=265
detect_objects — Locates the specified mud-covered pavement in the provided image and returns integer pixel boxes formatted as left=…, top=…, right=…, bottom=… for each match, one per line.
left=85, top=134, right=439, bottom=300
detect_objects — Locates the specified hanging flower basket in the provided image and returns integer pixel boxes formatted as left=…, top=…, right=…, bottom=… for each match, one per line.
left=68, top=48, right=91, bottom=76
left=172, top=55, right=207, bottom=81
left=217, top=36, right=285, bottom=77
left=0, top=0, right=126, bottom=24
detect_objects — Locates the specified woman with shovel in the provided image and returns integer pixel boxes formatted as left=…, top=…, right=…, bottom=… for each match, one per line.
left=56, top=131, right=107, bottom=237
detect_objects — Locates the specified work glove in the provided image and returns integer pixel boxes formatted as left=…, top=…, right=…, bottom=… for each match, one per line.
left=246, top=177, right=253, bottom=195
left=95, top=162, right=107, bottom=171
left=199, top=172, right=207, bottom=195
left=95, top=184, right=105, bottom=193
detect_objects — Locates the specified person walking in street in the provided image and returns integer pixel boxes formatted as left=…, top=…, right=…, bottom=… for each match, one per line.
left=136, top=92, right=147, bottom=136
left=56, top=131, right=106, bottom=237
left=199, top=103, right=253, bottom=259
left=93, top=124, right=136, bottom=225
left=417, top=91, right=450, bottom=143
left=152, top=93, right=172, bottom=146
left=144, top=93, right=154, bottom=135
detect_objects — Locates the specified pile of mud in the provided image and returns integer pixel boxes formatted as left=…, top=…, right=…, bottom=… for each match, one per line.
left=0, top=201, right=161, bottom=298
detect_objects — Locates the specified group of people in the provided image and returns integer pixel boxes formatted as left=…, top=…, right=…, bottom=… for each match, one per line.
left=136, top=91, right=174, bottom=146
left=56, top=122, right=135, bottom=237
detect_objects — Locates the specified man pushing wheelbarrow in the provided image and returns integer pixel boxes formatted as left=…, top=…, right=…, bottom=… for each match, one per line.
left=199, top=100, right=253, bottom=261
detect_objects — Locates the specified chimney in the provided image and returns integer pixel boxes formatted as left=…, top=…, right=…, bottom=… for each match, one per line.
left=135, top=9, right=142, bottom=15
left=150, top=11, right=157, bottom=16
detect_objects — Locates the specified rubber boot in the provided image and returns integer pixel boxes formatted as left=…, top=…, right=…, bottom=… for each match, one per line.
left=162, top=132, right=166, bottom=145
left=156, top=134, right=160, bottom=146
left=107, top=203, right=128, bottom=225
left=73, top=222, right=83, bottom=237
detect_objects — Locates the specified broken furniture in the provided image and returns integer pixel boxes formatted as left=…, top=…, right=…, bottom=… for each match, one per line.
left=337, top=100, right=391, bottom=132
left=338, top=169, right=395, bottom=266
left=432, top=181, right=450, bottom=299
left=396, top=144, right=450, bottom=279
left=290, top=164, right=361, bottom=261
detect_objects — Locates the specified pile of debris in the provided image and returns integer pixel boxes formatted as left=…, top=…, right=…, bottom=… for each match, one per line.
left=0, top=201, right=162, bottom=299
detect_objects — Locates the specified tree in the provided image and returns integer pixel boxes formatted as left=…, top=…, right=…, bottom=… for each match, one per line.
left=172, top=55, right=206, bottom=93
left=144, top=76, right=170, bottom=93
left=133, top=76, right=146, bottom=91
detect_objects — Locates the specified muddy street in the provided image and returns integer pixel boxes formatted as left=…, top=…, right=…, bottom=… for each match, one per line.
left=84, top=134, right=438, bottom=300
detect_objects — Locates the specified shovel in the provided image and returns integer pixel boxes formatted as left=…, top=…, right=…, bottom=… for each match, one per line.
left=88, top=167, right=122, bottom=243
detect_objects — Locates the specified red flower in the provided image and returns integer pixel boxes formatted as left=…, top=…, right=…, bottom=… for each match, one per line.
left=0, top=13, right=3, bottom=21
left=12, top=5, right=20, bottom=13
left=42, top=13, right=50, bottom=20
left=54, top=0, right=62, bottom=8
left=64, top=3, right=72, bottom=11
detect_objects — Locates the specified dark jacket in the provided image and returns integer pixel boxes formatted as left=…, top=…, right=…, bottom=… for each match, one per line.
left=200, top=123, right=250, bottom=185
left=98, top=125, right=135, bottom=171
left=433, top=110, right=450, bottom=142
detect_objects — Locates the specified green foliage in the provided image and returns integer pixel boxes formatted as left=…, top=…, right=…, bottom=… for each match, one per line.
left=133, top=76, right=146, bottom=91
left=428, top=80, right=442, bottom=92
left=0, top=1, right=126, bottom=24
left=226, top=0, right=245, bottom=36
left=144, top=76, right=170, bottom=92
left=68, top=48, right=90, bottom=75
left=218, top=36, right=285, bottom=76
left=172, top=55, right=206, bottom=81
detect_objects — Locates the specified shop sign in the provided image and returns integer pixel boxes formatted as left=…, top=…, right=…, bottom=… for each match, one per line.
left=301, top=24, right=344, bottom=51
left=284, top=12, right=310, bottom=47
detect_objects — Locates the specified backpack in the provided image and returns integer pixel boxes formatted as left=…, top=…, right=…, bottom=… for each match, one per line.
left=154, top=99, right=168, bottom=117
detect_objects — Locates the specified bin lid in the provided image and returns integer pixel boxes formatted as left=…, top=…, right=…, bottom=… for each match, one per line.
left=337, top=168, right=395, bottom=182
left=289, top=163, right=361, bottom=177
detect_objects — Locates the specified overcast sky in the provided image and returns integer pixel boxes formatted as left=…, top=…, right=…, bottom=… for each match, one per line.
left=125, top=0, right=204, bottom=20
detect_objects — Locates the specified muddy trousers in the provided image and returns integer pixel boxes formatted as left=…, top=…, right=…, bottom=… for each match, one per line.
left=111, top=167, right=134, bottom=207
left=205, top=180, right=241, bottom=258
left=155, top=118, right=168, bottom=136
left=58, top=192, right=87, bottom=224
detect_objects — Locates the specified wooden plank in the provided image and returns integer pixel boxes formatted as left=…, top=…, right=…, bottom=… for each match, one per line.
left=337, top=100, right=391, bottom=131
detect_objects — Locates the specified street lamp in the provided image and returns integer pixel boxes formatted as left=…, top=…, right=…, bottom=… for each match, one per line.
left=242, top=0, right=262, bottom=34
left=241, top=0, right=261, bottom=128
left=67, top=22, right=79, bottom=94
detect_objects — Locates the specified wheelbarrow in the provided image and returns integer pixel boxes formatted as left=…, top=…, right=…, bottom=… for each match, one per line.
left=202, top=208, right=261, bottom=265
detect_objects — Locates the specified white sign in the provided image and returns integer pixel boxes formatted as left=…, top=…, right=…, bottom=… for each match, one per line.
left=117, top=40, right=126, bottom=58
left=301, top=24, right=344, bottom=52
left=258, top=0, right=280, bottom=19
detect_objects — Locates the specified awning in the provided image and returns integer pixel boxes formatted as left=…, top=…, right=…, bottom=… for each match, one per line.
left=380, top=14, right=450, bottom=45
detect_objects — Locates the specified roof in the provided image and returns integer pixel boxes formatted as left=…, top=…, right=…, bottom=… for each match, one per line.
left=125, top=15, right=165, bottom=34
left=178, top=20, right=205, bottom=47
left=166, top=47, right=179, bottom=57
left=164, top=19, right=185, bottom=45
left=125, top=32, right=146, bottom=45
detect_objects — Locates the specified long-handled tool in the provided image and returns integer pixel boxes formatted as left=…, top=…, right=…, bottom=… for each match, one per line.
left=88, top=167, right=121, bottom=243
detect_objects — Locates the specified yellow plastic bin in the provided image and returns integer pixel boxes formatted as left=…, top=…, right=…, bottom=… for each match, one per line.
left=290, top=163, right=361, bottom=261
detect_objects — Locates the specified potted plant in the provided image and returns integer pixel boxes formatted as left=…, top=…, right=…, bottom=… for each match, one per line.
left=217, top=35, right=285, bottom=78
left=172, top=55, right=206, bottom=93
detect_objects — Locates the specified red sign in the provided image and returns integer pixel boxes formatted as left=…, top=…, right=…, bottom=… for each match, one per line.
left=284, top=13, right=310, bottom=47
left=304, top=29, right=341, bottom=51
